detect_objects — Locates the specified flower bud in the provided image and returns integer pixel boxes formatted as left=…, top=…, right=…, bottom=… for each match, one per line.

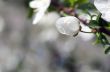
left=56, top=16, right=80, bottom=36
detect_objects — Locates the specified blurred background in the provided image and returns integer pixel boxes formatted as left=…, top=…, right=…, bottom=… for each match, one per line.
left=0, top=0, right=110, bottom=72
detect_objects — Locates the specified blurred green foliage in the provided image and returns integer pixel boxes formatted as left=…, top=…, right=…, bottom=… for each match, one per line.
left=90, top=14, right=110, bottom=54
left=64, top=0, right=89, bottom=7
left=28, top=8, right=34, bottom=18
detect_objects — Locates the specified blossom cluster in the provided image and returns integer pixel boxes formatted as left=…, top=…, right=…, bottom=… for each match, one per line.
left=29, top=0, right=110, bottom=36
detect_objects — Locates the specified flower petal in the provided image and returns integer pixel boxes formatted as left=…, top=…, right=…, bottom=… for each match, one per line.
left=33, top=10, right=45, bottom=24
left=29, top=0, right=41, bottom=9
left=29, top=0, right=51, bottom=24
left=94, top=0, right=110, bottom=22
left=29, top=0, right=51, bottom=10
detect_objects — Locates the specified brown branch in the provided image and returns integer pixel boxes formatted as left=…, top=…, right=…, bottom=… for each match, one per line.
left=99, top=28, right=110, bottom=36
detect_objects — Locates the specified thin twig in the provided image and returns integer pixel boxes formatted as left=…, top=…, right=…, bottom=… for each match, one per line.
left=80, top=30, right=93, bottom=33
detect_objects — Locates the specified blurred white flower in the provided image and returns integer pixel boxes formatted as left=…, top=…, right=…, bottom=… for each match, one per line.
left=56, top=16, right=80, bottom=36
left=38, top=28, right=59, bottom=42
left=29, top=0, right=51, bottom=24
left=39, top=12, right=60, bottom=27
left=94, top=0, right=110, bottom=22
left=0, top=46, right=22, bottom=71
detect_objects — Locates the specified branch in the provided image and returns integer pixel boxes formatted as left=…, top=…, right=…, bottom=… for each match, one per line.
left=99, top=27, right=110, bottom=36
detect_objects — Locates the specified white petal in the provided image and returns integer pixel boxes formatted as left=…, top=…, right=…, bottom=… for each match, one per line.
left=94, top=0, right=110, bottom=22
left=101, top=12, right=110, bottom=22
left=56, top=16, right=80, bottom=36
left=29, top=0, right=51, bottom=24
left=29, top=0, right=51, bottom=10
left=29, top=1, right=41, bottom=9
left=33, top=10, right=45, bottom=24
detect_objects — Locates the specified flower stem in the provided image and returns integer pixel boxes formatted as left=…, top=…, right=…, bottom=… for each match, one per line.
left=80, top=30, right=94, bottom=33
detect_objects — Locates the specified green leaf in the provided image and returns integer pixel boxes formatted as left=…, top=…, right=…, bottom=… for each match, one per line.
left=76, top=0, right=89, bottom=5
left=96, top=13, right=101, bottom=22
left=89, top=20, right=99, bottom=28
left=27, top=8, right=34, bottom=18
left=64, top=0, right=88, bottom=7
left=69, top=0, right=77, bottom=6
left=78, top=2, right=96, bottom=10
left=84, top=9, right=91, bottom=17
left=95, top=32, right=110, bottom=54
left=104, top=45, right=110, bottom=54
left=64, top=0, right=77, bottom=7
left=100, top=33, right=109, bottom=45
left=48, top=5, right=56, bottom=12
left=24, top=0, right=33, bottom=7
left=96, top=14, right=109, bottom=27
left=89, top=13, right=109, bottom=29
left=93, top=38, right=101, bottom=45
left=105, top=27, right=110, bottom=30
left=93, top=32, right=101, bottom=44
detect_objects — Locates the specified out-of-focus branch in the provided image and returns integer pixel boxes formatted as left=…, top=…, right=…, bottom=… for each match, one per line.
left=51, top=0, right=110, bottom=36
left=99, top=27, right=110, bottom=36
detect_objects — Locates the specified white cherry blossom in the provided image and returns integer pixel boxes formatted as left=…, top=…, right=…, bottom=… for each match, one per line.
left=29, top=0, right=51, bottom=24
left=94, top=0, right=110, bottom=22
left=56, top=16, right=80, bottom=36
